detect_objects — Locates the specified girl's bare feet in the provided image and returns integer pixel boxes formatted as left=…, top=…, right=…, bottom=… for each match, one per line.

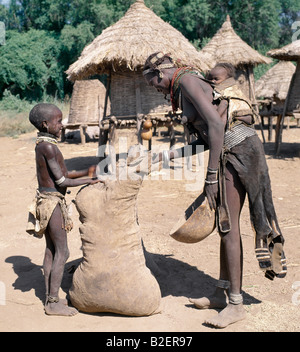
left=44, top=297, right=78, bottom=316
left=45, top=295, right=68, bottom=306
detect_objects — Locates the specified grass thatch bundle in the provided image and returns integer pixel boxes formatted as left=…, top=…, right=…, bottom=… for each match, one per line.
left=66, top=0, right=209, bottom=82
left=200, top=15, right=272, bottom=68
left=267, top=40, right=300, bottom=61
left=255, top=61, right=296, bottom=101
left=268, top=40, right=300, bottom=113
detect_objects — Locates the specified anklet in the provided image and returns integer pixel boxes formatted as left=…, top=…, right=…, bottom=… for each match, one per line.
left=47, top=296, right=59, bottom=303
left=216, top=279, right=230, bottom=290
left=229, top=292, right=243, bottom=305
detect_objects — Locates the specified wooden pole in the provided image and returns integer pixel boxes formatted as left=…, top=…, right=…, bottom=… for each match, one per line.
left=98, top=72, right=111, bottom=164
left=248, top=65, right=266, bottom=144
left=135, top=73, right=144, bottom=146
left=275, top=70, right=295, bottom=155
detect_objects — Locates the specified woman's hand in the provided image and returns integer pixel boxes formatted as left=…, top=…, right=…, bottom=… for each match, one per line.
left=204, top=172, right=219, bottom=210
left=88, top=165, right=97, bottom=178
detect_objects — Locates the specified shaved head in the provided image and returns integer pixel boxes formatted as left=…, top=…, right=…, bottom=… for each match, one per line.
left=29, top=103, right=62, bottom=131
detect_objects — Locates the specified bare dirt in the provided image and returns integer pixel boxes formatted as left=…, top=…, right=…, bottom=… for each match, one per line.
left=0, top=122, right=299, bottom=332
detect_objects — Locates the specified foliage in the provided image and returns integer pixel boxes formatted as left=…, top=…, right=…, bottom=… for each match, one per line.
left=0, top=0, right=299, bottom=102
left=0, top=29, right=63, bottom=99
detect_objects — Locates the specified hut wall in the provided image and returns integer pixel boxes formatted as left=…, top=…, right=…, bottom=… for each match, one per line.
left=68, top=80, right=109, bottom=124
left=287, top=60, right=300, bottom=112
left=110, top=71, right=170, bottom=117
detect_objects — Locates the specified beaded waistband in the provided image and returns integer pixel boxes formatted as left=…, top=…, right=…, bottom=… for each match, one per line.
left=224, top=123, right=256, bottom=150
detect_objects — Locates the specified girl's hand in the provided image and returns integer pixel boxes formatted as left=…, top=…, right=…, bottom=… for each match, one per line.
left=89, top=177, right=104, bottom=185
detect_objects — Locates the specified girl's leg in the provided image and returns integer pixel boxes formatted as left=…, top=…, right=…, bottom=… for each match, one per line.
left=44, top=204, right=77, bottom=316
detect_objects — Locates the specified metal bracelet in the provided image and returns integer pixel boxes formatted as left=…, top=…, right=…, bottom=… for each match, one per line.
left=207, top=167, right=218, bottom=174
left=205, top=179, right=218, bottom=185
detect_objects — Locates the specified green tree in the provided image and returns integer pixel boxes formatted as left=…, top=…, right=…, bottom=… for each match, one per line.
left=0, top=29, right=63, bottom=99
left=279, top=0, right=300, bottom=45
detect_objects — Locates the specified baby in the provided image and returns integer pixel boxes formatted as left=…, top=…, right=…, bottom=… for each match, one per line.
left=207, top=63, right=254, bottom=127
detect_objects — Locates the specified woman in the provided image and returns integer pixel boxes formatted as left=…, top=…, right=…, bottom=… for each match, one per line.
left=143, top=52, right=286, bottom=329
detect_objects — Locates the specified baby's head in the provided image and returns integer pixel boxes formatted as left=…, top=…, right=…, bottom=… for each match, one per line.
left=29, top=103, right=62, bottom=136
left=207, top=63, right=236, bottom=84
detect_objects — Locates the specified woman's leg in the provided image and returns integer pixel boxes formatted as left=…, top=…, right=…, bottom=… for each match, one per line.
left=205, top=162, right=246, bottom=328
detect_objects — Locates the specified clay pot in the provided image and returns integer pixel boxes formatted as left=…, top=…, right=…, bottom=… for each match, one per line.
left=141, top=119, right=153, bottom=141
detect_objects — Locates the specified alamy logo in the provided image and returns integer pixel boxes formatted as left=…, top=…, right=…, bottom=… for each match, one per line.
left=0, top=281, right=6, bottom=305
left=292, top=21, right=300, bottom=42
left=0, top=21, right=5, bottom=45
left=292, top=281, right=300, bottom=306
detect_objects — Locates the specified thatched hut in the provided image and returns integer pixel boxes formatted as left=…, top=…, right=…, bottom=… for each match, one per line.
left=66, top=0, right=209, bottom=147
left=255, top=61, right=296, bottom=103
left=68, top=79, right=110, bottom=125
left=255, top=61, right=296, bottom=141
left=267, top=40, right=300, bottom=153
left=200, top=15, right=272, bottom=102
left=62, top=79, right=110, bottom=144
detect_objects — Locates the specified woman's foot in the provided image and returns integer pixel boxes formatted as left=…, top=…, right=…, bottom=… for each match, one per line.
left=189, top=288, right=228, bottom=309
left=204, top=303, right=246, bottom=328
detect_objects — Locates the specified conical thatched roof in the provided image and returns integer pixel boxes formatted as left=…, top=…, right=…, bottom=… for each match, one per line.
left=255, top=61, right=296, bottom=100
left=66, top=0, right=209, bottom=81
left=267, top=40, right=300, bottom=61
left=200, top=15, right=272, bottom=67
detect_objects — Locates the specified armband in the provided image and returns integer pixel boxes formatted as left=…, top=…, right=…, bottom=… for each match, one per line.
left=55, top=176, right=66, bottom=186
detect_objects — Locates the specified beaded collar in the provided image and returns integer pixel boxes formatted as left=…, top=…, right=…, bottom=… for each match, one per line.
left=36, top=132, right=58, bottom=145
left=170, top=67, right=205, bottom=113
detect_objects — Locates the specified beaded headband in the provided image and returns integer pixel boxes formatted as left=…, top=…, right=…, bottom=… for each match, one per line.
left=143, top=52, right=175, bottom=76
left=143, top=63, right=175, bottom=76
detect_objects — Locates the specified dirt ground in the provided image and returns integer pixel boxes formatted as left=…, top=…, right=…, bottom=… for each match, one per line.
left=0, top=122, right=299, bottom=332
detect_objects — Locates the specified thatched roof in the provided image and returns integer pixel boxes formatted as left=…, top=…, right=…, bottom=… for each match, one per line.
left=68, top=80, right=110, bottom=124
left=267, top=40, right=300, bottom=61
left=66, top=0, right=209, bottom=81
left=255, top=61, right=296, bottom=100
left=200, top=15, right=272, bottom=68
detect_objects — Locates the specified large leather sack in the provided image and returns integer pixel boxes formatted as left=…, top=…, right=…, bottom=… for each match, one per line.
left=69, top=147, right=161, bottom=316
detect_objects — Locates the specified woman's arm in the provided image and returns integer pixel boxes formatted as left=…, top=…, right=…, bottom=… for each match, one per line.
left=152, top=137, right=208, bottom=164
left=180, top=75, right=225, bottom=171
left=180, top=76, right=225, bottom=209
left=67, top=165, right=96, bottom=179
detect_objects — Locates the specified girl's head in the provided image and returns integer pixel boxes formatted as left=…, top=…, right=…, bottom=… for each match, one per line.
left=29, top=103, right=63, bottom=137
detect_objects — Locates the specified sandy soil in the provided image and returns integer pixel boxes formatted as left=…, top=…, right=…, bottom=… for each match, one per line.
left=0, top=122, right=299, bottom=332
